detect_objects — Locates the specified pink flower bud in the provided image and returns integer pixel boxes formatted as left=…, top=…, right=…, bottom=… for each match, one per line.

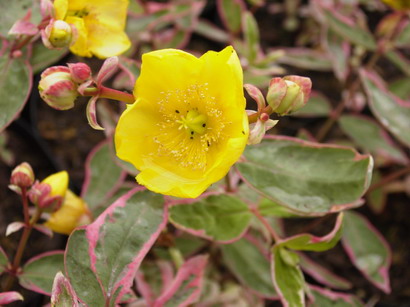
left=10, top=162, right=35, bottom=189
left=28, top=181, right=63, bottom=212
left=39, top=66, right=78, bottom=110
left=68, top=63, right=92, bottom=83
left=42, top=19, right=73, bottom=49
left=267, top=75, right=312, bottom=115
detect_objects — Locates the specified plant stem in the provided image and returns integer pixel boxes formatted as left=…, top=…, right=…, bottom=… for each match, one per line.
left=250, top=207, right=281, bottom=242
left=3, top=207, right=42, bottom=291
left=367, top=165, right=410, bottom=193
left=83, top=86, right=135, bottom=104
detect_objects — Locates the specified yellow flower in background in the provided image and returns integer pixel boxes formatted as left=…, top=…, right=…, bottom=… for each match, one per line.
left=52, top=0, right=131, bottom=58
left=115, top=46, right=249, bottom=198
left=44, top=190, right=90, bottom=235
left=42, top=170, right=69, bottom=198
left=382, top=0, right=410, bottom=10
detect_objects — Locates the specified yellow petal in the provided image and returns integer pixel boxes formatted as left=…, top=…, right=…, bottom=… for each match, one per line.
left=53, top=0, right=68, bottom=20
left=115, top=46, right=249, bottom=198
left=66, top=16, right=92, bottom=57
left=44, top=190, right=89, bottom=235
left=87, top=21, right=131, bottom=58
left=42, top=171, right=69, bottom=198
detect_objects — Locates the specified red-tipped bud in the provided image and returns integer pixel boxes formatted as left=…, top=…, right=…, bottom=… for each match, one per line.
left=10, top=162, right=35, bottom=189
left=68, top=63, right=92, bottom=83
left=28, top=181, right=63, bottom=212
left=39, top=66, right=78, bottom=110
left=42, top=19, right=73, bottom=49
left=267, top=75, right=312, bottom=115
left=28, top=171, right=68, bottom=212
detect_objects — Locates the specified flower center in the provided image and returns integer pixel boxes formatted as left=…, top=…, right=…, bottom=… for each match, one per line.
left=177, top=110, right=207, bottom=135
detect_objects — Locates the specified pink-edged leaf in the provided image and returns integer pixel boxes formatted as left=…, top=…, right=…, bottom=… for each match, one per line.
left=317, top=3, right=376, bottom=50
left=385, top=50, right=410, bottom=76
left=169, top=194, right=252, bottom=243
left=0, top=52, right=32, bottom=132
left=96, top=56, right=119, bottom=86
left=299, top=254, right=352, bottom=290
left=308, top=285, right=363, bottom=307
left=278, top=213, right=343, bottom=252
left=33, top=224, right=54, bottom=237
left=86, top=95, right=104, bottom=130
left=271, top=246, right=305, bottom=307
left=236, top=136, right=373, bottom=216
left=154, top=255, right=208, bottom=307
left=135, top=271, right=156, bottom=306
left=217, top=0, right=245, bottom=34
left=342, top=211, right=391, bottom=293
left=0, top=246, right=9, bottom=275
left=0, top=291, right=24, bottom=304
left=339, top=114, right=408, bottom=166
left=8, top=10, right=37, bottom=36
left=19, top=251, right=65, bottom=295
left=5, top=221, right=25, bottom=236
left=81, top=139, right=125, bottom=215
left=194, top=19, right=230, bottom=43
left=51, top=272, right=79, bottom=307
left=65, top=188, right=167, bottom=307
left=360, top=69, right=410, bottom=148
left=366, top=170, right=387, bottom=214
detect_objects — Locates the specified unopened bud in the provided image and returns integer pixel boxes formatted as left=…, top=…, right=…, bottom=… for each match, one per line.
left=68, top=63, right=92, bottom=83
left=39, top=66, right=78, bottom=110
left=248, top=114, right=278, bottom=145
left=43, top=20, right=73, bottom=49
left=28, top=171, right=69, bottom=212
left=10, top=162, right=35, bottom=188
left=267, top=76, right=311, bottom=115
left=44, top=190, right=90, bottom=235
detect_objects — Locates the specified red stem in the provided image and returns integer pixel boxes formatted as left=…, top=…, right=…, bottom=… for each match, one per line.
left=367, top=165, right=410, bottom=193
left=250, top=207, right=281, bottom=242
left=83, top=86, right=135, bottom=104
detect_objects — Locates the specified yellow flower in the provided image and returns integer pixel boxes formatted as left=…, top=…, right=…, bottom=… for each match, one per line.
left=44, top=190, right=90, bottom=235
left=382, top=0, right=410, bottom=10
left=52, top=0, right=131, bottom=58
left=42, top=170, right=69, bottom=198
left=115, top=46, right=249, bottom=198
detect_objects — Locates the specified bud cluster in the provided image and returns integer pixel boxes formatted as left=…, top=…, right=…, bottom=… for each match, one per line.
left=9, top=163, right=91, bottom=234
left=38, top=63, right=91, bottom=110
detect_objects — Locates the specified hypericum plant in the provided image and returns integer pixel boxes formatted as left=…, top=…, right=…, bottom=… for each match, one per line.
left=1, top=0, right=409, bottom=306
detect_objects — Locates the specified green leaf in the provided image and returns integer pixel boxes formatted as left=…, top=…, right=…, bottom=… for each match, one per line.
left=389, top=77, right=410, bottom=100
left=19, top=251, right=65, bottom=295
left=321, top=8, right=376, bottom=50
left=325, top=29, right=349, bottom=81
left=0, top=246, right=9, bottom=275
left=360, top=69, right=410, bottom=148
left=278, top=48, right=333, bottom=71
left=170, top=194, right=252, bottom=242
left=0, top=54, right=31, bottom=132
left=271, top=246, right=305, bottom=307
left=65, top=189, right=167, bottom=307
left=366, top=170, right=387, bottom=214
left=384, top=50, right=410, bottom=76
left=217, top=0, right=244, bottom=33
left=291, top=92, right=331, bottom=117
left=395, top=21, right=410, bottom=48
left=221, top=238, right=278, bottom=298
left=339, top=115, right=408, bottom=165
left=81, top=140, right=124, bottom=214
left=236, top=136, right=373, bottom=215
left=0, top=0, right=33, bottom=37
left=243, top=11, right=260, bottom=64
left=194, top=20, right=230, bottom=43
left=342, top=211, right=391, bottom=293
left=309, top=285, right=363, bottom=307
left=278, top=213, right=343, bottom=252
left=30, top=42, right=67, bottom=75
